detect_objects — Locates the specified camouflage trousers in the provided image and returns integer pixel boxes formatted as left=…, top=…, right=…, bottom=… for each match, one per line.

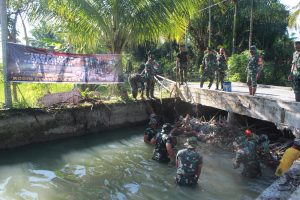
left=175, top=174, right=198, bottom=186
left=200, top=70, right=215, bottom=88
left=152, top=151, right=170, bottom=163
left=178, top=63, right=188, bottom=84
left=129, top=81, right=144, bottom=99
left=146, top=78, right=155, bottom=98
left=242, top=160, right=262, bottom=178
left=215, top=70, right=226, bottom=90
left=291, top=76, right=300, bottom=102
left=247, top=71, right=258, bottom=88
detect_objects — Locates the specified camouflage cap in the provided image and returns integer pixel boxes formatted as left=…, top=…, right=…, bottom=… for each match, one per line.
left=184, top=136, right=198, bottom=148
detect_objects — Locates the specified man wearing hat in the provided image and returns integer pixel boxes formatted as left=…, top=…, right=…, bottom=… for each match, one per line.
left=200, top=47, right=218, bottom=89
left=144, top=118, right=158, bottom=144
left=247, top=45, right=262, bottom=96
left=288, top=41, right=300, bottom=102
left=143, top=54, right=159, bottom=100
left=175, top=137, right=203, bottom=186
left=233, top=137, right=262, bottom=178
left=275, top=139, right=300, bottom=176
left=151, top=123, right=177, bottom=163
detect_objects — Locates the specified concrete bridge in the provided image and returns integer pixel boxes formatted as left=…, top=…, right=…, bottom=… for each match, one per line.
left=156, top=76, right=300, bottom=136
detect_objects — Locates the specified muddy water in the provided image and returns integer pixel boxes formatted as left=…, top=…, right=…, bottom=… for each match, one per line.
left=0, top=127, right=275, bottom=200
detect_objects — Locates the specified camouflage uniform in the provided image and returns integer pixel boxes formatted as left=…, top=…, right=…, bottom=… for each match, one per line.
left=128, top=73, right=144, bottom=99
left=200, top=51, right=217, bottom=89
left=233, top=140, right=262, bottom=178
left=216, top=53, right=227, bottom=90
left=144, top=127, right=157, bottom=143
left=247, top=51, right=260, bottom=88
left=176, top=51, right=188, bottom=84
left=152, top=124, right=175, bottom=163
left=176, top=148, right=202, bottom=186
left=291, top=51, right=300, bottom=101
left=144, top=61, right=157, bottom=99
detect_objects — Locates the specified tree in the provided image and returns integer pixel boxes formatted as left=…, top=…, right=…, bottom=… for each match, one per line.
left=289, top=2, right=300, bottom=29
left=33, top=0, right=200, bottom=54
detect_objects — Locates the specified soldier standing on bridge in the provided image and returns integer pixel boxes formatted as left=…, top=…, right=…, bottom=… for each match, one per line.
left=288, top=41, right=300, bottom=102
left=216, top=48, right=228, bottom=90
left=200, top=47, right=218, bottom=89
left=176, top=45, right=189, bottom=85
left=246, top=45, right=262, bottom=96
left=144, top=54, right=159, bottom=99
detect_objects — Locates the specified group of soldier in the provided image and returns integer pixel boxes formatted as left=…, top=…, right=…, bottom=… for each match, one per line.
left=144, top=114, right=203, bottom=186
left=142, top=113, right=273, bottom=186
left=200, top=47, right=228, bottom=90
left=128, top=52, right=159, bottom=100
left=142, top=111, right=300, bottom=187
left=129, top=40, right=300, bottom=101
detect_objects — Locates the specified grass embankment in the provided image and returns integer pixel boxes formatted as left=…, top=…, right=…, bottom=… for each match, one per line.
left=0, top=82, right=171, bottom=109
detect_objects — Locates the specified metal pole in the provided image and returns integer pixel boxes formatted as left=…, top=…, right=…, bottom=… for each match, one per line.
left=208, top=0, right=212, bottom=47
left=0, top=0, right=13, bottom=108
left=249, top=0, right=254, bottom=49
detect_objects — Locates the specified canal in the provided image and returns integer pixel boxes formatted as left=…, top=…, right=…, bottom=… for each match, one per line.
left=0, top=126, right=275, bottom=200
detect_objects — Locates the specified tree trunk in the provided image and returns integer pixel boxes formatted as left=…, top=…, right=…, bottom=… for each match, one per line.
left=19, top=13, right=29, bottom=45
left=0, top=0, right=12, bottom=108
left=232, top=2, right=237, bottom=54
left=249, top=0, right=254, bottom=49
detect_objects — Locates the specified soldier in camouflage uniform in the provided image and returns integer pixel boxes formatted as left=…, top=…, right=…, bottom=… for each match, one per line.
left=233, top=137, right=262, bottom=178
left=176, top=137, right=203, bottom=186
left=128, top=65, right=145, bottom=100
left=200, top=47, right=218, bottom=89
left=247, top=45, right=262, bottom=96
left=144, top=55, right=159, bottom=99
left=144, top=118, right=158, bottom=145
left=288, top=41, right=300, bottom=102
left=216, top=48, right=228, bottom=90
left=151, top=123, right=177, bottom=164
left=176, top=45, right=189, bottom=85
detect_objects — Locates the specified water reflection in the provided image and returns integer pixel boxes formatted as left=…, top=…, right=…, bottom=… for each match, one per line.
left=0, top=127, right=275, bottom=200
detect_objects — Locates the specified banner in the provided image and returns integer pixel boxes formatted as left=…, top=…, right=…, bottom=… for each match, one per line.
left=7, top=43, right=121, bottom=83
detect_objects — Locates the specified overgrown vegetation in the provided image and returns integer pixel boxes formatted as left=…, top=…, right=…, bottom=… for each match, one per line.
left=0, top=0, right=297, bottom=108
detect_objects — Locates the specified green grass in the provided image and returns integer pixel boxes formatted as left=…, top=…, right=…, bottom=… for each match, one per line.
left=0, top=82, right=74, bottom=108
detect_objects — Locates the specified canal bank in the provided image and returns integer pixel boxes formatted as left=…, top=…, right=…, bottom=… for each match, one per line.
left=0, top=98, right=298, bottom=199
left=0, top=99, right=176, bottom=149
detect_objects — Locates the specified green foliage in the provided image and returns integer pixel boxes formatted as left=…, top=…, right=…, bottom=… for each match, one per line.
left=227, top=51, right=249, bottom=82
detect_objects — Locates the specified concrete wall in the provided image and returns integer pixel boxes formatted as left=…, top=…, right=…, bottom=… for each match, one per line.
left=257, top=160, right=300, bottom=200
left=180, top=87, right=300, bottom=136
left=0, top=101, right=156, bottom=149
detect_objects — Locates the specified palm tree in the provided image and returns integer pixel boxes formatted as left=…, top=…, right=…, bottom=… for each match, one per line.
left=289, top=2, right=300, bottom=29
left=33, top=0, right=200, bottom=54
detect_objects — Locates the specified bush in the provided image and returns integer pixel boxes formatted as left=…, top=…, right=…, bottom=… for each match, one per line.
left=227, top=51, right=249, bottom=83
